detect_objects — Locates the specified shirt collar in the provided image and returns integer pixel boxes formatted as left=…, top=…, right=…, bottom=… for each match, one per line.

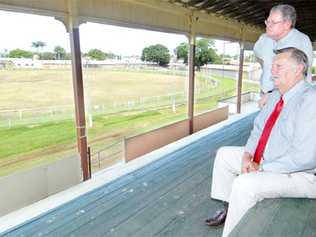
left=282, top=80, right=306, bottom=104
left=276, top=28, right=295, bottom=44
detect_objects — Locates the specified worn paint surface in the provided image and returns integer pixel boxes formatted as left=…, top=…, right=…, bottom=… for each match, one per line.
left=0, top=114, right=255, bottom=237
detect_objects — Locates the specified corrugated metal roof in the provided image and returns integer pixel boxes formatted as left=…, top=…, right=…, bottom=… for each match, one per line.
left=168, top=0, right=316, bottom=41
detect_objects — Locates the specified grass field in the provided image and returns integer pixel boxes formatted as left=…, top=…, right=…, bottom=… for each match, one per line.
left=0, top=67, right=259, bottom=176
left=0, top=68, right=186, bottom=109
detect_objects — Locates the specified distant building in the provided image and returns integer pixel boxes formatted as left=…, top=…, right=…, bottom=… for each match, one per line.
left=201, top=63, right=261, bottom=82
left=0, top=58, right=42, bottom=69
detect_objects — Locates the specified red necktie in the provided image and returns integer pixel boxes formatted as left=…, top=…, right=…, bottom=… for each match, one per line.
left=253, top=97, right=284, bottom=164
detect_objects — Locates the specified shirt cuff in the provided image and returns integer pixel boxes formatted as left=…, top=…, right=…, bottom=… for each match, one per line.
left=260, top=89, right=274, bottom=94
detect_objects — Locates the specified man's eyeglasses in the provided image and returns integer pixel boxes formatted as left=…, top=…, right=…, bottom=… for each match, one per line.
left=264, top=20, right=284, bottom=26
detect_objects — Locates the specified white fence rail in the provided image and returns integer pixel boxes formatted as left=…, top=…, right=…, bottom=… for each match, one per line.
left=0, top=87, right=243, bottom=129
left=0, top=91, right=189, bottom=128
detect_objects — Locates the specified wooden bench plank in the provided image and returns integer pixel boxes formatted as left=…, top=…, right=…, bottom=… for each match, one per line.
left=301, top=200, right=316, bottom=236
left=28, top=150, right=209, bottom=236
left=106, top=162, right=213, bottom=236
left=133, top=176, right=222, bottom=237
left=262, top=199, right=312, bottom=237
left=66, top=152, right=210, bottom=236
left=230, top=199, right=316, bottom=237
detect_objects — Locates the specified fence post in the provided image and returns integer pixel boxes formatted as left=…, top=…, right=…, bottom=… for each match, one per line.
left=87, top=146, right=92, bottom=178
left=123, top=137, right=127, bottom=163
left=88, top=113, right=93, bottom=128
left=98, top=151, right=101, bottom=168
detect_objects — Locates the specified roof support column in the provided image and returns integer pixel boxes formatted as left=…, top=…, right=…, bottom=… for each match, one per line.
left=66, top=0, right=90, bottom=181
left=188, top=33, right=196, bottom=134
left=69, top=27, right=90, bottom=181
left=237, top=41, right=244, bottom=114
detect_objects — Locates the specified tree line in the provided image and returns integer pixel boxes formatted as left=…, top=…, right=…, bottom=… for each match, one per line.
left=2, top=39, right=222, bottom=68
left=3, top=41, right=118, bottom=61
left=6, top=46, right=70, bottom=60
left=142, top=39, right=221, bottom=69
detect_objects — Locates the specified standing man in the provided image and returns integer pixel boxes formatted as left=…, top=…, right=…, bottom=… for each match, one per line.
left=254, top=4, right=313, bottom=107
left=205, top=47, right=316, bottom=237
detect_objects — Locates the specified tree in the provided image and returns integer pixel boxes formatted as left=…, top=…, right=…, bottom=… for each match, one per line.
left=54, top=46, right=66, bottom=60
left=40, top=52, right=55, bottom=60
left=0, top=49, right=8, bottom=58
left=65, top=53, right=72, bottom=60
left=245, top=53, right=255, bottom=63
left=32, top=41, right=46, bottom=52
left=8, top=49, right=33, bottom=58
left=105, top=52, right=117, bottom=60
left=175, top=42, right=189, bottom=64
left=219, top=54, right=232, bottom=64
left=86, top=49, right=106, bottom=60
left=141, top=44, right=170, bottom=66
left=175, top=39, right=222, bottom=70
left=195, top=39, right=221, bottom=69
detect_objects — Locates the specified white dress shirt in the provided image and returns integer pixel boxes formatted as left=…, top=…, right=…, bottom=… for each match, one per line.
left=245, top=80, right=316, bottom=173
left=254, top=29, right=314, bottom=93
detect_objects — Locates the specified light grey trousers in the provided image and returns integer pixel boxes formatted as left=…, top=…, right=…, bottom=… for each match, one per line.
left=211, top=146, right=316, bottom=237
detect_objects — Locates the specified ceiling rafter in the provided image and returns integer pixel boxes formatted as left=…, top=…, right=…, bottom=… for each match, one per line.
left=167, top=0, right=316, bottom=41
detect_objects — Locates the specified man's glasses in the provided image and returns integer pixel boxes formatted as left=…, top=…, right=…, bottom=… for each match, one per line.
left=264, top=20, right=284, bottom=26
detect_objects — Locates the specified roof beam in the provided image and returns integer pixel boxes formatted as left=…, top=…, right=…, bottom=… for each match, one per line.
left=0, top=0, right=262, bottom=43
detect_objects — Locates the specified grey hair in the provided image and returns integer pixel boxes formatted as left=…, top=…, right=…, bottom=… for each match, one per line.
left=274, top=47, right=309, bottom=77
left=271, top=4, right=296, bottom=28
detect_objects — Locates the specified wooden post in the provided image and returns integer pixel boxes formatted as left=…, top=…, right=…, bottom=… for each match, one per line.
left=69, top=26, right=90, bottom=181
left=237, top=41, right=244, bottom=114
left=188, top=34, right=196, bottom=134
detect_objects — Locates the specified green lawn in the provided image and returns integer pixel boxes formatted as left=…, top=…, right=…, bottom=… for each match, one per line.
left=0, top=67, right=259, bottom=176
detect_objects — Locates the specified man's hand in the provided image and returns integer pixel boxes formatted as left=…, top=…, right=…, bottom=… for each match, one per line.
left=247, top=161, right=259, bottom=172
left=241, top=152, right=260, bottom=173
left=258, top=93, right=269, bottom=109
left=241, top=152, right=252, bottom=173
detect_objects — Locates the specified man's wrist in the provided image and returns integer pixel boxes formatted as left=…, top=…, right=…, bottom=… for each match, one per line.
left=243, top=151, right=253, bottom=159
left=260, top=89, right=274, bottom=95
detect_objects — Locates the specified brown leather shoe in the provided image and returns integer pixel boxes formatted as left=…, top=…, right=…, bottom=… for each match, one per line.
left=205, top=209, right=227, bottom=227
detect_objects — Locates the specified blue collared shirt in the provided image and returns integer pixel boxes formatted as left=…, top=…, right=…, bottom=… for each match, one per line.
left=254, top=29, right=314, bottom=93
left=245, top=80, right=316, bottom=173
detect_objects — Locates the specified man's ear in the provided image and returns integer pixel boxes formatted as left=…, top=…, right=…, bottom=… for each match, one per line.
left=294, top=64, right=304, bottom=77
left=284, top=20, right=292, bottom=30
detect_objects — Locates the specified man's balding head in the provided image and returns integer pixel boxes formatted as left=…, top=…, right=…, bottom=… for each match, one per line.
left=272, top=47, right=308, bottom=94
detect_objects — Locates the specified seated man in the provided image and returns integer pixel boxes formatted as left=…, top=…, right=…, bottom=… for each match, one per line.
left=205, top=47, right=316, bottom=237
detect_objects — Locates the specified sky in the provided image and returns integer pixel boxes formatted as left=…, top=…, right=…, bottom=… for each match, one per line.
left=0, top=10, right=240, bottom=57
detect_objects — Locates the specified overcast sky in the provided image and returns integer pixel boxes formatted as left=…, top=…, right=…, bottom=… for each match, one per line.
left=0, top=10, right=240, bottom=56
